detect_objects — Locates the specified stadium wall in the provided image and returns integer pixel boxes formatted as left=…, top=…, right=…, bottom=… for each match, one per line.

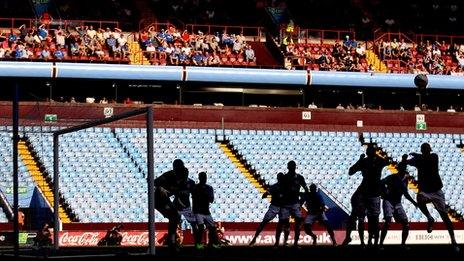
left=0, top=102, right=463, bottom=133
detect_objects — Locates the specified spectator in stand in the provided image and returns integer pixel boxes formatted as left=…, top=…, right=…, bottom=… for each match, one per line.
left=99, top=97, right=108, bottom=104
left=37, top=24, right=48, bottom=41
left=8, top=29, right=18, bottom=45
left=232, top=39, right=243, bottom=54
left=24, top=31, right=34, bottom=47
left=192, top=51, right=204, bottom=66
left=0, top=46, right=5, bottom=59
left=336, top=104, right=345, bottom=110
left=447, top=106, right=456, bottom=112
left=456, top=52, right=464, bottom=68
left=343, top=35, right=354, bottom=49
left=40, top=47, right=50, bottom=60
left=54, top=48, right=65, bottom=59
left=245, top=45, right=256, bottom=62
left=308, top=102, right=318, bottom=109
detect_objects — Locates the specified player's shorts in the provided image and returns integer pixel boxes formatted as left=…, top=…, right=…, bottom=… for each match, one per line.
left=179, top=208, right=197, bottom=224
left=263, top=204, right=280, bottom=222
left=195, top=214, right=215, bottom=228
left=279, top=203, right=302, bottom=220
left=365, top=196, right=381, bottom=217
left=304, top=213, right=328, bottom=225
left=351, top=190, right=366, bottom=219
left=382, top=200, right=408, bottom=223
left=417, top=190, right=446, bottom=213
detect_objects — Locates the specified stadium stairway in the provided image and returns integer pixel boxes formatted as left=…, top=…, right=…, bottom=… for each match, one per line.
left=249, top=42, right=281, bottom=68
left=0, top=189, right=13, bottom=222
left=366, top=50, right=388, bottom=72
left=128, top=40, right=150, bottom=65
left=18, top=140, right=72, bottom=223
left=112, top=129, right=146, bottom=178
left=218, top=141, right=267, bottom=194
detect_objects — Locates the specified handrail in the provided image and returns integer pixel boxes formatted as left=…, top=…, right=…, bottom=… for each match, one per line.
left=374, top=31, right=415, bottom=45
left=415, top=34, right=464, bottom=45
left=281, top=26, right=356, bottom=44
left=139, top=20, right=175, bottom=33
left=372, top=30, right=416, bottom=66
left=0, top=188, right=14, bottom=221
left=0, top=17, right=119, bottom=31
left=0, top=54, right=129, bottom=64
left=185, top=23, right=264, bottom=40
left=131, top=50, right=279, bottom=69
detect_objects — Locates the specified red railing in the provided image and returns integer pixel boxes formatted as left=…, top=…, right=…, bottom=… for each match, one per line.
left=373, top=28, right=415, bottom=43
left=0, top=17, right=119, bottom=31
left=185, top=24, right=264, bottom=41
left=0, top=53, right=129, bottom=64
left=139, top=21, right=176, bottom=32
left=372, top=30, right=416, bottom=68
left=280, top=26, right=356, bottom=44
left=373, top=31, right=415, bottom=46
left=416, top=34, right=464, bottom=45
left=0, top=18, right=34, bottom=30
left=130, top=50, right=281, bottom=69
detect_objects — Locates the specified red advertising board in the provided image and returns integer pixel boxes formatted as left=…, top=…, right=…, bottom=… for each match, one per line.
left=56, top=229, right=464, bottom=247
left=59, top=231, right=165, bottom=247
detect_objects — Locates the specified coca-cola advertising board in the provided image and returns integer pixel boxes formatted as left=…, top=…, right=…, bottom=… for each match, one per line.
left=56, top=230, right=464, bottom=247
left=58, top=231, right=166, bottom=247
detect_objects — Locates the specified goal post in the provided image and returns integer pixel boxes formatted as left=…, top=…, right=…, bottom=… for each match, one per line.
left=52, top=106, right=156, bottom=255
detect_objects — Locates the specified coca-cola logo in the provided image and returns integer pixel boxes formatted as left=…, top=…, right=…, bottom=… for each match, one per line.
left=120, top=232, right=149, bottom=246
left=58, top=231, right=166, bottom=247
left=60, top=232, right=102, bottom=246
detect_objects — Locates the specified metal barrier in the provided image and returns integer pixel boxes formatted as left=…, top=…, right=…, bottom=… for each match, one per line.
left=416, top=34, right=464, bottom=45
left=185, top=24, right=264, bottom=41
left=0, top=17, right=119, bottom=31
left=281, top=26, right=356, bottom=44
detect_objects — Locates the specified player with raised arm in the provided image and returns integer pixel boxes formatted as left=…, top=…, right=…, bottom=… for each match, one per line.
left=407, top=143, right=460, bottom=252
left=379, top=155, right=418, bottom=249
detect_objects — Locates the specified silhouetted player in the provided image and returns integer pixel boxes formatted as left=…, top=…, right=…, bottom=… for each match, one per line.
left=192, top=172, right=220, bottom=248
left=281, top=160, right=309, bottom=247
left=173, top=167, right=201, bottom=248
left=301, top=184, right=337, bottom=246
left=344, top=145, right=390, bottom=247
left=249, top=172, right=289, bottom=247
left=342, top=178, right=366, bottom=246
left=154, top=159, right=185, bottom=249
left=379, top=161, right=418, bottom=248
left=396, top=154, right=410, bottom=180
left=407, top=143, right=460, bottom=252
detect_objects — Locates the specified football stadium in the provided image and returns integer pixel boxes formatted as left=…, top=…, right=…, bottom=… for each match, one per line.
left=0, top=0, right=463, bottom=260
